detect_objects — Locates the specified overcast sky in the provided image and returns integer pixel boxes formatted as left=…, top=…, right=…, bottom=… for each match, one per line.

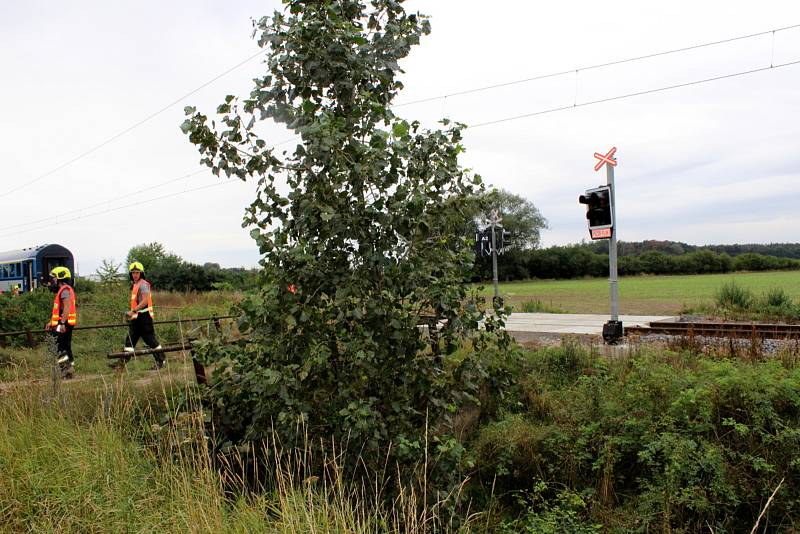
left=2, top=1, right=799, bottom=275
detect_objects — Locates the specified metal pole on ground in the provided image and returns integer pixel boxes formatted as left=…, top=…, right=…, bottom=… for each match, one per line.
left=607, top=163, right=619, bottom=322
left=489, top=209, right=503, bottom=308
left=602, top=155, right=623, bottom=344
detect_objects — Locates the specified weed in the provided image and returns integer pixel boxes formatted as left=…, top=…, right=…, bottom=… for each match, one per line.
left=518, top=299, right=565, bottom=314
left=715, top=280, right=754, bottom=310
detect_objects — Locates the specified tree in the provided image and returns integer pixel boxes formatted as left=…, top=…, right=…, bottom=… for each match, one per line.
left=182, top=0, right=507, bottom=493
left=95, top=258, right=124, bottom=284
left=478, top=188, right=548, bottom=250
left=125, top=242, right=181, bottom=273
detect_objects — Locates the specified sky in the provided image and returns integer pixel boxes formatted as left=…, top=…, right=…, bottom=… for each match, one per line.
left=1, top=1, right=799, bottom=275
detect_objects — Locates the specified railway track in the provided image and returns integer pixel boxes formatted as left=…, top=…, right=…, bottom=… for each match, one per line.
left=626, top=321, right=800, bottom=340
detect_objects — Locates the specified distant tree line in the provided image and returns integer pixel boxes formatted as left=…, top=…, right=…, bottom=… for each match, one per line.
left=95, top=242, right=260, bottom=292
left=583, top=240, right=800, bottom=259
left=474, top=241, right=800, bottom=281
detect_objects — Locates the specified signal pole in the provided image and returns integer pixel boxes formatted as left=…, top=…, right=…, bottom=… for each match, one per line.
left=489, top=209, right=501, bottom=304
left=607, top=162, right=619, bottom=323
left=589, top=146, right=622, bottom=343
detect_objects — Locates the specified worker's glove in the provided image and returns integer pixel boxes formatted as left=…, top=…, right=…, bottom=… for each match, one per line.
left=56, top=324, right=65, bottom=333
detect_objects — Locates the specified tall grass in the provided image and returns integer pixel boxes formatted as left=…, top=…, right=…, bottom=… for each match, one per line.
left=715, top=280, right=754, bottom=310
left=0, top=371, right=475, bottom=533
left=712, top=280, right=800, bottom=321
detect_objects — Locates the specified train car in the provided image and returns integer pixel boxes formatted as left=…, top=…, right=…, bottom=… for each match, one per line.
left=0, top=244, right=75, bottom=293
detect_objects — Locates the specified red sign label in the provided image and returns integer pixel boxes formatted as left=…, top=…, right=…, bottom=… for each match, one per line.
left=591, top=228, right=612, bottom=239
left=594, top=146, right=618, bottom=171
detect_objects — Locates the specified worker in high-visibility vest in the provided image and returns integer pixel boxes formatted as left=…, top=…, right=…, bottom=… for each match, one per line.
left=114, top=262, right=164, bottom=370
left=45, top=266, right=77, bottom=379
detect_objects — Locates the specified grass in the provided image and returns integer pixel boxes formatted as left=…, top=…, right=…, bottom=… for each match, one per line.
left=483, top=270, right=800, bottom=315
left=0, top=373, right=462, bottom=533
left=4, top=334, right=800, bottom=531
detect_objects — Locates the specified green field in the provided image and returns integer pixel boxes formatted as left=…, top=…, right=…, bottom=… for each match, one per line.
left=484, top=270, right=800, bottom=315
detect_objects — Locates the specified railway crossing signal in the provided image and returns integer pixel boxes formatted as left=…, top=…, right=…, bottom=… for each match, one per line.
left=474, top=226, right=513, bottom=257
left=578, top=185, right=613, bottom=240
left=582, top=146, right=622, bottom=343
left=475, top=230, right=492, bottom=257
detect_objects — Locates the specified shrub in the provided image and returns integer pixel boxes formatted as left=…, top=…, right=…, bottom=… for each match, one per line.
left=0, top=289, right=53, bottom=346
left=715, top=280, right=754, bottom=310
left=764, top=287, right=793, bottom=308
left=471, top=347, right=800, bottom=531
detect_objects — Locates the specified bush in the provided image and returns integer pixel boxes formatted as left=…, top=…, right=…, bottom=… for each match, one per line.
left=0, top=289, right=53, bottom=346
left=471, top=346, right=800, bottom=531
left=764, top=287, right=793, bottom=308
left=715, top=280, right=754, bottom=310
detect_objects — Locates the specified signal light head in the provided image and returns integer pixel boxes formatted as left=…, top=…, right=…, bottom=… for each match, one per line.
left=579, top=185, right=614, bottom=239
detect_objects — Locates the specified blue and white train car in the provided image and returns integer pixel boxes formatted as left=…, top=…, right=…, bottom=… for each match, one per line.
left=0, top=244, right=75, bottom=293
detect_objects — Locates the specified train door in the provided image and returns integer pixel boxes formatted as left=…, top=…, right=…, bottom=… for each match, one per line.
left=24, top=261, right=33, bottom=292
left=42, top=257, right=70, bottom=287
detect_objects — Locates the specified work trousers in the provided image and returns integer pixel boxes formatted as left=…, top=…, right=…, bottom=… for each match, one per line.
left=124, top=312, right=163, bottom=363
left=52, top=324, right=74, bottom=363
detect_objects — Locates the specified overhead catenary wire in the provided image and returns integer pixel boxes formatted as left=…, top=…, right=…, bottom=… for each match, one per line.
left=468, top=59, right=800, bottom=129
left=5, top=23, right=800, bottom=236
left=394, top=23, right=800, bottom=108
left=2, top=133, right=303, bottom=233
left=7, top=22, right=798, bottom=204
left=7, top=23, right=797, bottom=204
left=0, top=169, right=210, bottom=232
left=4, top=58, right=799, bottom=240
left=0, top=49, right=267, bottom=199
left=0, top=179, right=237, bottom=239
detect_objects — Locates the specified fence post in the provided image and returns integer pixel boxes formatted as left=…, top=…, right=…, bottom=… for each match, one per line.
left=26, top=329, right=34, bottom=348
left=191, top=348, right=208, bottom=386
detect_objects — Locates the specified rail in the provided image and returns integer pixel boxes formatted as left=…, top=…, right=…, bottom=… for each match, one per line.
left=626, top=321, right=800, bottom=340
left=0, top=314, right=238, bottom=347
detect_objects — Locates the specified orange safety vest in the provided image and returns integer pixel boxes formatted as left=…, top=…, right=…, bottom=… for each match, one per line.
left=131, top=280, right=154, bottom=318
left=51, top=285, right=77, bottom=326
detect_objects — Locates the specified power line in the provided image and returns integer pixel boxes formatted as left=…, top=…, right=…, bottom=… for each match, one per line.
left=0, top=169, right=209, bottom=232
left=10, top=59, right=797, bottom=238
left=0, top=179, right=237, bottom=239
left=7, top=134, right=299, bottom=233
left=6, top=22, right=798, bottom=204
left=394, top=23, right=800, bottom=108
left=0, top=49, right=266, bottom=199
left=468, top=59, right=800, bottom=129
left=6, top=25, right=800, bottom=235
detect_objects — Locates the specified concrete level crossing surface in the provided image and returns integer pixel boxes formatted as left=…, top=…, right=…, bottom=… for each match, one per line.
left=505, top=313, right=675, bottom=337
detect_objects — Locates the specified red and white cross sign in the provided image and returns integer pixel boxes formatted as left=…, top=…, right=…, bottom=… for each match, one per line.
left=593, top=146, right=617, bottom=172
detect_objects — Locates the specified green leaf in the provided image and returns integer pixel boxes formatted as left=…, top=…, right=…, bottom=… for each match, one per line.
left=392, top=120, right=409, bottom=137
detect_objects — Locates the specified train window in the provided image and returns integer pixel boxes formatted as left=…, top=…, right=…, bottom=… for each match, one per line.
left=0, top=265, right=8, bottom=278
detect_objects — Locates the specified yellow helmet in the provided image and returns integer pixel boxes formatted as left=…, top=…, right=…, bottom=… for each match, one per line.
left=128, top=261, right=145, bottom=272
left=50, top=266, right=72, bottom=280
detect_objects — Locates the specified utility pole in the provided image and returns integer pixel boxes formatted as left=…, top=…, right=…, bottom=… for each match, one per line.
left=489, top=209, right=501, bottom=305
